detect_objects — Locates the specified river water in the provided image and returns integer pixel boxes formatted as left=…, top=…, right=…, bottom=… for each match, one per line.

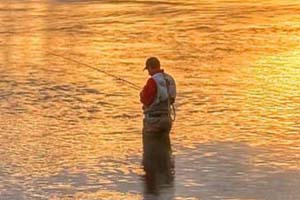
left=1, top=0, right=300, bottom=199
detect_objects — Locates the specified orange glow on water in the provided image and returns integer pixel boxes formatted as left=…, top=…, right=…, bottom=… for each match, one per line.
left=1, top=0, right=300, bottom=199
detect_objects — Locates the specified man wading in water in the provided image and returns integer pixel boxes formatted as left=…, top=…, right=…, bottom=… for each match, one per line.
left=140, top=57, right=176, bottom=194
left=140, top=57, right=176, bottom=133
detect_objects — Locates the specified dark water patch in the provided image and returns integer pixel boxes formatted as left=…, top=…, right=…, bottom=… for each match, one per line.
left=51, top=84, right=75, bottom=92
left=0, top=31, right=15, bottom=35
left=86, top=105, right=100, bottom=113
left=0, top=188, right=26, bottom=200
left=23, top=157, right=141, bottom=198
left=207, top=108, right=240, bottom=114
left=101, top=131, right=134, bottom=136
left=185, top=25, right=221, bottom=32
left=40, top=84, right=101, bottom=94
left=0, top=78, right=18, bottom=86
left=0, top=8, right=32, bottom=12
left=105, top=92, right=128, bottom=97
left=51, top=0, right=186, bottom=6
left=1, top=105, right=28, bottom=115
left=41, top=24, right=89, bottom=34
left=20, top=141, right=299, bottom=199
left=96, top=100, right=118, bottom=106
left=0, top=91, right=13, bottom=99
left=172, top=142, right=300, bottom=200
left=112, top=113, right=140, bottom=119
left=79, top=88, right=102, bottom=95
left=213, top=47, right=236, bottom=52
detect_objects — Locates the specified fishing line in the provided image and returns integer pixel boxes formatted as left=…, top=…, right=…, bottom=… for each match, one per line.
left=47, top=51, right=141, bottom=91
left=47, top=51, right=176, bottom=121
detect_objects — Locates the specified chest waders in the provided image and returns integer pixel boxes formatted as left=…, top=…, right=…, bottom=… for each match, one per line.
left=143, top=73, right=176, bottom=134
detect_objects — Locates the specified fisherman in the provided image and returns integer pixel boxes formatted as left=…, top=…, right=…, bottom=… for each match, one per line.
left=140, top=57, right=176, bottom=196
left=140, top=57, right=176, bottom=134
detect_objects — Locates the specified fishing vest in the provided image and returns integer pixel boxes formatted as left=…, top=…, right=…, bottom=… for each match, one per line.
left=144, top=72, right=176, bottom=116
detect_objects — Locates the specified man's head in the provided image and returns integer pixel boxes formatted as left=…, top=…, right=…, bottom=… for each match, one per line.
left=144, top=57, right=161, bottom=75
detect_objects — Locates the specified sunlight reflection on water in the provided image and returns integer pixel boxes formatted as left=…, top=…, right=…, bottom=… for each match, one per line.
left=0, top=0, right=300, bottom=199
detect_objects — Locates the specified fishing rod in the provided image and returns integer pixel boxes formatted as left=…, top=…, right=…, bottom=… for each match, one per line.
left=46, top=51, right=141, bottom=91
left=47, top=51, right=176, bottom=121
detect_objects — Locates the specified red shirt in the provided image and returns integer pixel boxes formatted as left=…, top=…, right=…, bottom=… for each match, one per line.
left=140, top=69, right=164, bottom=107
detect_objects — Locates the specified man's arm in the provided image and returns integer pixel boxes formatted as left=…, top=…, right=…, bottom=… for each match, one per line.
left=140, top=78, right=157, bottom=107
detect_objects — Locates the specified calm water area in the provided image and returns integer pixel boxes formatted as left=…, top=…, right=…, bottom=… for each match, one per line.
left=1, top=0, right=300, bottom=199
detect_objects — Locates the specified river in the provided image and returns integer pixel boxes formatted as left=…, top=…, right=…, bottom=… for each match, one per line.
left=0, top=0, right=300, bottom=199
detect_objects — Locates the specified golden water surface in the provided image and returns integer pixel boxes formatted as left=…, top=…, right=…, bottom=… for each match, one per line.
left=1, top=0, right=300, bottom=199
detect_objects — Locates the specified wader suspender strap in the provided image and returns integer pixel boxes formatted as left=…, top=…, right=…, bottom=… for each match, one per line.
left=171, top=104, right=176, bottom=121
left=163, top=74, right=176, bottom=122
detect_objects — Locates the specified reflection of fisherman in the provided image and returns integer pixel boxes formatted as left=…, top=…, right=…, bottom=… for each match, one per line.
left=140, top=57, right=176, bottom=134
left=140, top=57, right=176, bottom=197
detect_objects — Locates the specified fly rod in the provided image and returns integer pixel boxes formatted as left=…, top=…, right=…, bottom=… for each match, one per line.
left=47, top=51, right=141, bottom=91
